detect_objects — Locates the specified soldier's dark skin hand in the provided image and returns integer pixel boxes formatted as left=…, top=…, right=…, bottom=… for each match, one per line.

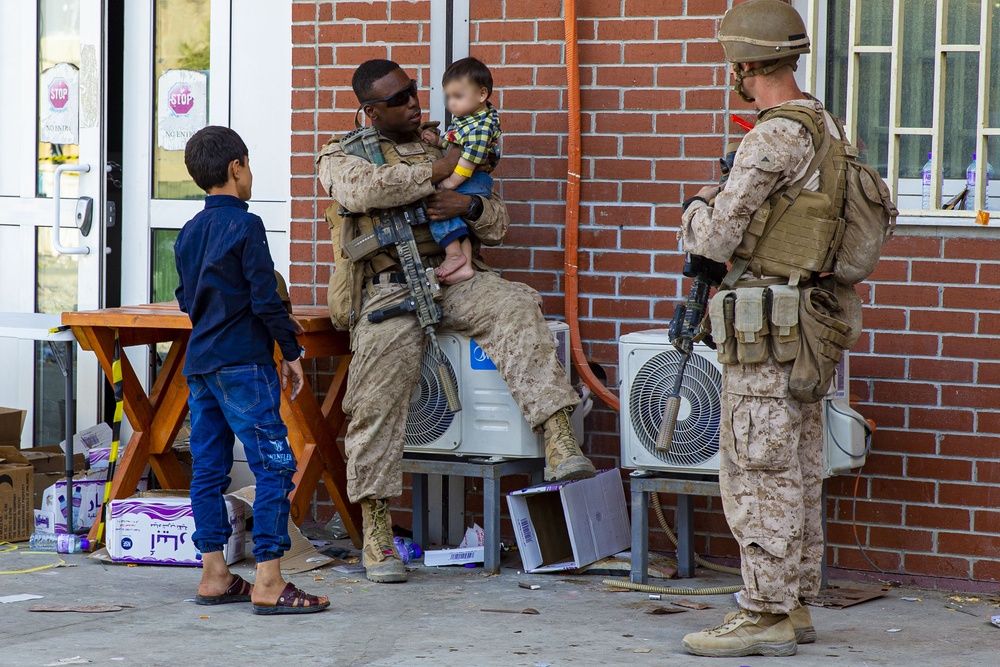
left=698, top=185, right=721, bottom=201
left=430, top=146, right=461, bottom=183
left=425, top=188, right=473, bottom=221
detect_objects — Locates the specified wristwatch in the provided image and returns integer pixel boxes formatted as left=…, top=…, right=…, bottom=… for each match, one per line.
left=462, top=195, right=484, bottom=222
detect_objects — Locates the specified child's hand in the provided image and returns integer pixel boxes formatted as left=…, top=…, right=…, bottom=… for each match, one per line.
left=421, top=129, right=443, bottom=147
left=281, top=358, right=305, bottom=402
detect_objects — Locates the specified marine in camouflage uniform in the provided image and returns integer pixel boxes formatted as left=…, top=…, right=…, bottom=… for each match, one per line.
left=316, top=60, right=595, bottom=584
left=677, top=0, right=830, bottom=658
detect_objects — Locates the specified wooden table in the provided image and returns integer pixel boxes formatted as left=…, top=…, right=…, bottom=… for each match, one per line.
left=62, top=303, right=361, bottom=547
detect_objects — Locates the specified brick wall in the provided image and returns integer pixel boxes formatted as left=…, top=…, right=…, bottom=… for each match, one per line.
left=290, top=0, right=1000, bottom=586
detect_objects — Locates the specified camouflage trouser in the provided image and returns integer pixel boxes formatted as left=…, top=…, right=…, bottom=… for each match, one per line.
left=342, top=270, right=580, bottom=502
left=719, top=357, right=824, bottom=615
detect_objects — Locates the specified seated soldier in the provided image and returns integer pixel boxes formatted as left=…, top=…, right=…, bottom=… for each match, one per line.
left=316, top=59, right=596, bottom=585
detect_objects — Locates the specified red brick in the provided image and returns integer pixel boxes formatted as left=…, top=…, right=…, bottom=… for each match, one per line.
left=908, top=358, right=973, bottom=383
left=870, top=478, right=934, bottom=503
left=873, top=284, right=939, bottom=308
left=870, top=429, right=936, bottom=455
left=388, top=1, right=428, bottom=20
left=943, top=287, right=1000, bottom=311
left=942, top=335, right=994, bottom=359
left=903, top=553, right=971, bottom=579
left=863, top=307, right=905, bottom=330
left=881, top=235, right=941, bottom=259
left=909, top=407, right=974, bottom=432
left=390, top=45, right=430, bottom=65
left=625, top=0, right=683, bottom=16
left=504, top=88, right=561, bottom=110
left=872, top=381, right=938, bottom=405
left=657, top=65, right=719, bottom=88
left=835, top=497, right=902, bottom=524
left=979, top=412, right=1000, bottom=433
left=596, top=66, right=655, bottom=87
left=624, top=42, right=683, bottom=64
left=577, top=42, right=622, bottom=65
left=872, top=332, right=938, bottom=356
left=685, top=0, right=727, bottom=16
left=858, top=404, right=905, bottom=429
left=622, top=136, right=680, bottom=157
left=365, top=22, right=421, bottom=43
left=862, top=452, right=903, bottom=476
left=940, top=434, right=1000, bottom=459
left=476, top=20, right=535, bottom=42
left=506, top=0, right=561, bottom=17
left=592, top=251, right=652, bottom=273
left=910, top=260, right=977, bottom=284
left=469, top=0, right=502, bottom=19
left=595, top=113, right=654, bottom=134
left=684, top=88, right=725, bottom=110
left=292, top=3, right=316, bottom=22
left=657, top=18, right=717, bottom=40
left=867, top=526, right=933, bottom=551
left=907, top=456, right=972, bottom=481
left=980, top=262, right=1000, bottom=284
left=334, top=45, right=388, bottom=65
left=939, top=482, right=1000, bottom=507
left=979, top=313, right=1000, bottom=336
left=941, top=384, right=1000, bottom=409
left=833, top=547, right=901, bottom=572
left=597, top=20, right=656, bottom=40
left=580, top=88, right=622, bottom=110
left=910, top=309, right=974, bottom=333
left=335, top=1, right=388, bottom=21
left=944, top=237, right=1000, bottom=260
left=976, top=460, right=1000, bottom=483
left=938, top=531, right=1000, bottom=556
left=867, top=259, right=908, bottom=282
left=619, top=276, right=676, bottom=297
left=655, top=159, right=714, bottom=182
left=974, top=510, right=1000, bottom=533
left=972, top=559, right=1000, bottom=581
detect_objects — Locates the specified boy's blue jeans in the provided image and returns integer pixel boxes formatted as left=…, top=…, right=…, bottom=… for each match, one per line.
left=187, top=363, right=296, bottom=563
left=429, top=171, right=494, bottom=247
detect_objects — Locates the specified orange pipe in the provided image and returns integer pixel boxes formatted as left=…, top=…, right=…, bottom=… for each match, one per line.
left=563, top=1, right=620, bottom=412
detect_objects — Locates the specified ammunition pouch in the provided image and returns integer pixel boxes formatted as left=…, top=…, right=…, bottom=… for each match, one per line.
left=709, top=291, right=738, bottom=364
left=789, top=282, right=853, bottom=403
left=733, top=287, right=769, bottom=364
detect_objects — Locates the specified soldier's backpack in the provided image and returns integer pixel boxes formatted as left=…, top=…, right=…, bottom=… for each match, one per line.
left=725, top=103, right=898, bottom=288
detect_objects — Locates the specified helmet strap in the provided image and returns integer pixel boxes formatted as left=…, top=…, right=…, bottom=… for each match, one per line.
left=731, top=56, right=800, bottom=104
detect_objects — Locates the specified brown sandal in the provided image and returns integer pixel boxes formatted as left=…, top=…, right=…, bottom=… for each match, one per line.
left=252, top=582, right=330, bottom=615
left=195, top=574, right=253, bottom=605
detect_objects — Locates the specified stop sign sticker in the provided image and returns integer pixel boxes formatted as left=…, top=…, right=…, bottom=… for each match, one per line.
left=168, top=83, right=195, bottom=116
left=49, top=78, right=70, bottom=110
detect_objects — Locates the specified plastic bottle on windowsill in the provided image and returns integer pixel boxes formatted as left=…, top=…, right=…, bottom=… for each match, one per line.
left=966, top=153, right=993, bottom=211
left=921, top=153, right=933, bottom=209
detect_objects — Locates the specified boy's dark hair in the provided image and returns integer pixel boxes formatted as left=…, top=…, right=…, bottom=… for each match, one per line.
left=353, top=59, right=402, bottom=103
left=184, top=126, right=249, bottom=192
left=442, top=57, right=493, bottom=98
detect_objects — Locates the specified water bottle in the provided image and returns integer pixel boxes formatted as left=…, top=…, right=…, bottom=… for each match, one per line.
left=921, top=153, right=933, bottom=209
left=966, top=153, right=994, bottom=211
left=393, top=536, right=422, bottom=564
left=29, top=531, right=91, bottom=553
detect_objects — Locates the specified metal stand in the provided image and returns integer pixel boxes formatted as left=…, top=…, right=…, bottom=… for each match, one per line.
left=402, top=454, right=545, bottom=574
left=628, top=473, right=721, bottom=583
left=51, top=340, right=76, bottom=533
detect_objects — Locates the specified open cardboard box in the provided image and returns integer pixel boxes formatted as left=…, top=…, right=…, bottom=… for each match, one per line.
left=0, top=446, right=34, bottom=542
left=0, top=408, right=26, bottom=448
left=507, top=469, right=630, bottom=573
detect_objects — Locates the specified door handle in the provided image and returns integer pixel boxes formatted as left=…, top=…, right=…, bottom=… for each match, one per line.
left=53, top=163, right=92, bottom=255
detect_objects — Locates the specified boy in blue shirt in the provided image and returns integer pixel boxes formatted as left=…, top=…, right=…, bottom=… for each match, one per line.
left=175, top=126, right=328, bottom=615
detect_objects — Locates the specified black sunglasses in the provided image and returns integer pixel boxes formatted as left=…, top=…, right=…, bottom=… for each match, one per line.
left=362, top=80, right=419, bottom=108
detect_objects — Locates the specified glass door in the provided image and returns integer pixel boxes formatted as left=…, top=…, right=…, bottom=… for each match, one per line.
left=0, top=0, right=109, bottom=447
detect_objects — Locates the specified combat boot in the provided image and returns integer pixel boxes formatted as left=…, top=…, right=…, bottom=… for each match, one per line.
left=542, top=407, right=596, bottom=482
left=360, top=498, right=406, bottom=583
left=682, top=609, right=797, bottom=657
left=789, top=605, right=816, bottom=644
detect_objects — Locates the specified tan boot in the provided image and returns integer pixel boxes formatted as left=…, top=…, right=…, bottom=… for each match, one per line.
left=542, top=407, right=596, bottom=482
left=682, top=609, right=797, bottom=658
left=789, top=605, right=816, bottom=644
left=360, top=498, right=406, bottom=583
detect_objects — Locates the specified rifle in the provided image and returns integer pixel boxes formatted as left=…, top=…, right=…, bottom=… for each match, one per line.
left=366, top=203, right=462, bottom=414
left=655, top=254, right=727, bottom=452
left=338, top=124, right=461, bottom=413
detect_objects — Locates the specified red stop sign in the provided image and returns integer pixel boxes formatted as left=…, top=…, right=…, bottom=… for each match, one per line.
left=49, top=78, right=69, bottom=110
left=168, top=82, right=195, bottom=115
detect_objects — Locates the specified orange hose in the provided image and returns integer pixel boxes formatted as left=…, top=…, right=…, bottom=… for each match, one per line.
left=563, top=1, right=620, bottom=412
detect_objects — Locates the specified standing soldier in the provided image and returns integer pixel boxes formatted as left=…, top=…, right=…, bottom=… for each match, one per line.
left=316, top=60, right=596, bottom=585
left=678, top=0, right=863, bottom=658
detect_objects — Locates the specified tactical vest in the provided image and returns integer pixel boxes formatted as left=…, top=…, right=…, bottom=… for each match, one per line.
left=322, top=133, right=452, bottom=331
left=728, top=103, right=849, bottom=287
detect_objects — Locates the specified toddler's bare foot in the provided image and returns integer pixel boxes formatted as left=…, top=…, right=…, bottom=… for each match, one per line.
left=435, top=253, right=469, bottom=279
left=439, top=261, right=475, bottom=285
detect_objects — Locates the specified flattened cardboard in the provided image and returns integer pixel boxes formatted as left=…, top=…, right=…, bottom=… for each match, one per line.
left=805, top=587, right=887, bottom=609
left=0, top=446, right=34, bottom=542
left=0, top=408, right=26, bottom=448
left=228, top=486, right=334, bottom=574
left=507, top=469, right=630, bottom=574
left=22, top=446, right=87, bottom=474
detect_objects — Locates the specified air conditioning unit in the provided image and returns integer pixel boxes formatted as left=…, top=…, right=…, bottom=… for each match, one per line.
left=404, top=321, right=571, bottom=458
left=619, top=329, right=869, bottom=477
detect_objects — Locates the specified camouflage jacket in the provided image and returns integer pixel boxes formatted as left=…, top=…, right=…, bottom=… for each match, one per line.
left=680, top=98, right=830, bottom=264
left=316, top=130, right=510, bottom=249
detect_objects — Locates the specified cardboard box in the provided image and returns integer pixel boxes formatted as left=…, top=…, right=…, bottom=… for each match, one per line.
left=0, top=446, right=34, bottom=542
left=36, top=471, right=148, bottom=533
left=506, top=469, right=630, bottom=574
left=0, top=408, right=26, bottom=448
left=32, top=472, right=64, bottom=510
left=106, top=491, right=245, bottom=566
left=423, top=546, right=485, bottom=567
left=22, top=445, right=87, bottom=474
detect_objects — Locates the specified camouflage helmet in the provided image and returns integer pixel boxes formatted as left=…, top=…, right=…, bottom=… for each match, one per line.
left=718, top=0, right=811, bottom=64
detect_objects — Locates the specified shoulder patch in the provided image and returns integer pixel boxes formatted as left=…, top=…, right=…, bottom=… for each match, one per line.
left=733, top=118, right=811, bottom=174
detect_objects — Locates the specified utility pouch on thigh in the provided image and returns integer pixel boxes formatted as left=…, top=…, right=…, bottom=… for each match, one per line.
left=734, top=287, right=769, bottom=364
left=768, top=285, right=800, bottom=363
left=709, top=290, right=738, bottom=365
left=790, top=286, right=853, bottom=403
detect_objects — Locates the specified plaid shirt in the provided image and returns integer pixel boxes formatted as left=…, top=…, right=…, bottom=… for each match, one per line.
left=444, top=102, right=501, bottom=167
